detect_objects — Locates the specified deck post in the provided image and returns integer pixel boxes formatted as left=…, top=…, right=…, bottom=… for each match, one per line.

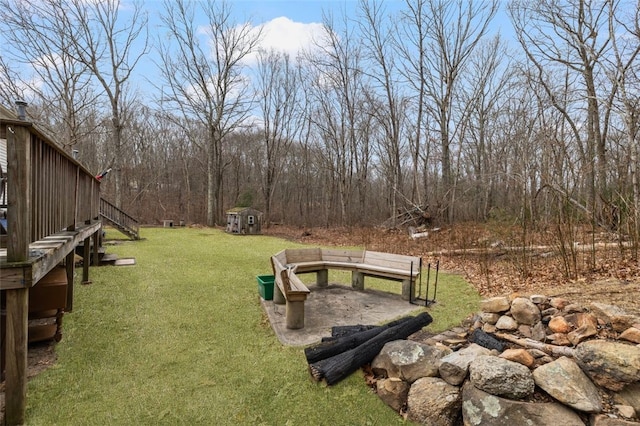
left=4, top=288, right=29, bottom=425
left=82, top=236, right=91, bottom=284
left=65, top=251, right=75, bottom=312
left=5, top=122, right=31, bottom=425
left=92, top=229, right=100, bottom=266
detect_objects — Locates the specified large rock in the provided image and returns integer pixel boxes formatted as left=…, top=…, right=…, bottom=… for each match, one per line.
left=469, top=355, right=535, bottom=399
left=567, top=323, right=598, bottom=346
left=461, top=383, right=585, bottom=426
left=407, top=377, right=461, bottom=426
left=549, top=316, right=572, bottom=333
left=589, top=303, right=640, bottom=332
left=532, top=356, right=602, bottom=413
left=495, top=315, right=518, bottom=331
left=499, top=348, right=535, bottom=368
left=620, top=326, right=640, bottom=344
left=480, top=312, right=501, bottom=325
left=371, top=339, right=448, bottom=383
left=376, top=378, right=409, bottom=412
left=574, top=340, right=640, bottom=391
left=510, top=297, right=541, bottom=325
left=613, top=382, right=640, bottom=415
left=531, top=321, right=547, bottom=341
left=480, top=297, right=511, bottom=313
left=589, top=414, right=640, bottom=425
left=439, top=343, right=492, bottom=386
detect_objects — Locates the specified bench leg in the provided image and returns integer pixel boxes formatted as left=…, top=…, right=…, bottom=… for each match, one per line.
left=285, top=300, right=305, bottom=329
left=352, top=271, right=364, bottom=291
left=402, top=279, right=413, bottom=301
left=273, top=285, right=286, bottom=305
left=316, top=269, right=328, bottom=287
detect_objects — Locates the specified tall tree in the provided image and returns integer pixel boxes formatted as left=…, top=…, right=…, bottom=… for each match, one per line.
left=0, top=0, right=97, bottom=151
left=63, top=0, right=148, bottom=207
left=407, top=0, right=498, bottom=223
left=607, top=1, right=640, bottom=251
left=397, top=0, right=430, bottom=205
left=256, top=49, right=302, bottom=227
left=305, top=11, right=368, bottom=226
left=358, top=0, right=408, bottom=222
left=157, top=0, right=261, bottom=226
left=509, top=0, right=613, bottom=219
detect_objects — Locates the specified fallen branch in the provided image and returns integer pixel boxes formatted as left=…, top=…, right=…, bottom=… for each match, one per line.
left=494, top=332, right=575, bottom=357
left=424, top=241, right=634, bottom=257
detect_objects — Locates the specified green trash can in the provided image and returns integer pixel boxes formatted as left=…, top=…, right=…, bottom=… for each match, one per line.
left=256, top=275, right=275, bottom=300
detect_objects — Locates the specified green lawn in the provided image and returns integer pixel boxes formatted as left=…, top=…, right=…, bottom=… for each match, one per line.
left=25, top=227, right=479, bottom=425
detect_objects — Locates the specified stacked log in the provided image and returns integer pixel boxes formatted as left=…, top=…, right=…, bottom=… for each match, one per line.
left=305, top=312, right=433, bottom=385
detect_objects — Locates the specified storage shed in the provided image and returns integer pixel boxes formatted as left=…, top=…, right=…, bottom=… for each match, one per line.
left=225, top=207, right=263, bottom=235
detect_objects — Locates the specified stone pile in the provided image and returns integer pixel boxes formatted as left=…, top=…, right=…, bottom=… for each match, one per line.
left=370, top=296, right=640, bottom=425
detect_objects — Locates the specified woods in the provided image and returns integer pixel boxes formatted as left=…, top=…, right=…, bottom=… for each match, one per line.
left=0, top=0, right=638, bottom=247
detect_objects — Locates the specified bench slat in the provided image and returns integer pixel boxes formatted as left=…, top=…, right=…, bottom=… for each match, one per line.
left=321, top=249, right=364, bottom=263
left=363, top=251, right=421, bottom=271
left=285, top=248, right=322, bottom=263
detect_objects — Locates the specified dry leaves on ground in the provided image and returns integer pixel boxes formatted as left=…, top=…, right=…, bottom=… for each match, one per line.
left=264, top=223, right=640, bottom=316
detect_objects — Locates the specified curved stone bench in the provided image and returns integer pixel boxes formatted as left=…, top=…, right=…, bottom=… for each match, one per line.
left=270, top=248, right=422, bottom=329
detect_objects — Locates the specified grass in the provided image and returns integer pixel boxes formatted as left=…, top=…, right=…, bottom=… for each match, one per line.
left=24, top=227, right=479, bottom=425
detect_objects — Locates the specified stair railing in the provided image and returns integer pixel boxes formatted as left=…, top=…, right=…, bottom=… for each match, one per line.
left=100, top=197, right=140, bottom=240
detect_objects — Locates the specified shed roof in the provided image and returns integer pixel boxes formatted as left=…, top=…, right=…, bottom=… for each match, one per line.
left=226, top=207, right=261, bottom=214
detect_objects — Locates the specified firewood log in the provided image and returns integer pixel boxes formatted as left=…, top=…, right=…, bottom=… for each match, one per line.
left=306, top=316, right=415, bottom=363
left=308, top=312, right=433, bottom=385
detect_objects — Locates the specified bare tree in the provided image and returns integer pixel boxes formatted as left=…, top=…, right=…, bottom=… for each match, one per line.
left=304, top=11, right=368, bottom=226
left=509, top=0, right=614, bottom=220
left=157, top=0, right=261, bottom=226
left=59, top=0, right=148, bottom=207
left=406, top=0, right=498, bottom=223
left=397, top=0, right=430, bottom=205
left=0, top=0, right=98, bottom=151
left=458, top=35, right=512, bottom=220
left=0, top=58, right=26, bottom=107
left=255, top=49, right=304, bottom=227
left=607, top=1, right=640, bottom=254
left=358, top=0, right=408, bottom=223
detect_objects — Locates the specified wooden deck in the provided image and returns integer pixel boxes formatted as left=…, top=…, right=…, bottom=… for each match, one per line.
left=1, top=103, right=102, bottom=425
left=0, top=222, right=101, bottom=290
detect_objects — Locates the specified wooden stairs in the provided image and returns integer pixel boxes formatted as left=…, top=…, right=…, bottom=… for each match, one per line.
left=100, top=197, right=140, bottom=240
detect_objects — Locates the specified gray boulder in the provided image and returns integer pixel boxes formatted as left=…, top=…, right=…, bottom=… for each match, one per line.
left=589, top=303, right=640, bottom=332
left=480, top=297, right=511, bottom=313
left=376, top=377, right=409, bottom=412
left=510, top=297, right=541, bottom=325
left=532, top=356, right=602, bottom=413
left=407, top=377, right=461, bottom=426
left=469, top=355, right=535, bottom=399
left=371, top=339, right=448, bottom=383
left=438, top=343, right=492, bottom=386
left=461, top=383, right=585, bottom=426
left=574, top=340, right=640, bottom=391
left=613, top=382, right=640, bottom=415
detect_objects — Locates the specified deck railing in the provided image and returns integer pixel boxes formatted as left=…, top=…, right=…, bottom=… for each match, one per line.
left=100, top=197, right=140, bottom=239
left=0, top=117, right=100, bottom=246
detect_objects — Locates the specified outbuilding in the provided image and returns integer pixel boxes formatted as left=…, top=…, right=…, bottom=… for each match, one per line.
left=225, top=207, right=263, bottom=235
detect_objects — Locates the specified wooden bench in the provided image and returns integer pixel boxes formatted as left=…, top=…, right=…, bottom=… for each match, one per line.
left=269, top=248, right=421, bottom=329
left=270, top=252, right=311, bottom=330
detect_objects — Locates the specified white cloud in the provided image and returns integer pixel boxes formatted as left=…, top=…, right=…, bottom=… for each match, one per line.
left=246, top=16, right=326, bottom=64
